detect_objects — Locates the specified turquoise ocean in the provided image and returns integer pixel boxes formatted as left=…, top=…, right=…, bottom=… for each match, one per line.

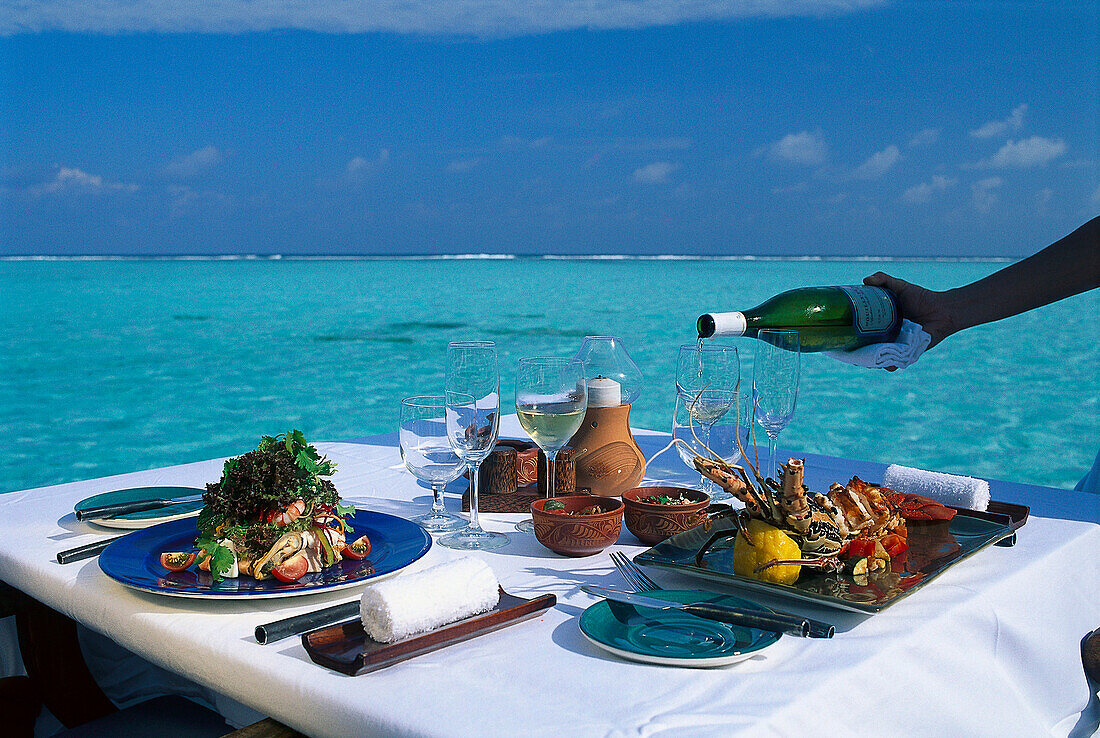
left=2, top=257, right=1097, bottom=495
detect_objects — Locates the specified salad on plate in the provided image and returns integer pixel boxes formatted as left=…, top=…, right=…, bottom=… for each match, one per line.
left=159, top=431, right=370, bottom=583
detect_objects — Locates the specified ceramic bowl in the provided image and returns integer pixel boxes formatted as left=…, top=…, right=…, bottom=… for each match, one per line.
left=530, top=495, right=623, bottom=557
left=621, top=487, right=710, bottom=545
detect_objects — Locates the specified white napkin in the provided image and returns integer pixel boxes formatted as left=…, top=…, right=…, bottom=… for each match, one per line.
left=826, top=319, right=931, bottom=370
left=883, top=464, right=990, bottom=511
left=360, top=557, right=500, bottom=643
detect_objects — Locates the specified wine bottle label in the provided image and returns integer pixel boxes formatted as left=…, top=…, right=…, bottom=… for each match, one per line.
left=839, top=286, right=896, bottom=333
left=706, top=311, right=747, bottom=337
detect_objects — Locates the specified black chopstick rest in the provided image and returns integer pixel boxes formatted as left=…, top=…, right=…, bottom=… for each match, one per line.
left=57, top=535, right=125, bottom=564
left=255, top=600, right=360, bottom=645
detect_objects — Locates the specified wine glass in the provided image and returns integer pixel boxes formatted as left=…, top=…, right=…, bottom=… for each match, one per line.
left=399, top=395, right=468, bottom=532
left=514, top=357, right=588, bottom=533
left=752, top=329, right=800, bottom=480
left=439, top=341, right=509, bottom=550
left=673, top=389, right=747, bottom=502
left=673, top=343, right=739, bottom=494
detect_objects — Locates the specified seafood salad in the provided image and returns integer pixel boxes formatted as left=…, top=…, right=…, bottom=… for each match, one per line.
left=159, top=431, right=370, bottom=583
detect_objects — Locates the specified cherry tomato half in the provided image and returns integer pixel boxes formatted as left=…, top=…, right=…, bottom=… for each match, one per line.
left=272, top=553, right=309, bottom=583
left=160, top=552, right=197, bottom=572
left=342, top=534, right=371, bottom=560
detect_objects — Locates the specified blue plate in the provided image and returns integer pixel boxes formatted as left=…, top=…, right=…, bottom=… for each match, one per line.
left=579, top=589, right=781, bottom=667
left=99, top=510, right=432, bottom=599
left=75, top=487, right=205, bottom=529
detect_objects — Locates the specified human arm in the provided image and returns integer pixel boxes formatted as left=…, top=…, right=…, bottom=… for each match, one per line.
left=864, top=216, right=1100, bottom=350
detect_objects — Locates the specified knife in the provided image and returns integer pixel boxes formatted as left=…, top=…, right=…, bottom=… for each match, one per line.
left=75, top=494, right=204, bottom=521
left=582, top=585, right=815, bottom=638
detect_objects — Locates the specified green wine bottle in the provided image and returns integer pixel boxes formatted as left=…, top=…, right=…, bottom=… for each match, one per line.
left=697, top=285, right=902, bottom=352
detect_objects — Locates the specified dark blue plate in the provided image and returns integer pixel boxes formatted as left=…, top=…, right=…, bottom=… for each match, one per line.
left=99, top=510, right=432, bottom=599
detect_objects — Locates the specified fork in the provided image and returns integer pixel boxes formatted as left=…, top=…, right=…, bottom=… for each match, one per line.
left=609, top=551, right=835, bottom=638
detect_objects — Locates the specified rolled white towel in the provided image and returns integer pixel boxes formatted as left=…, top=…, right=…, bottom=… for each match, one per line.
left=825, top=319, right=932, bottom=370
left=360, top=557, right=500, bottom=643
left=883, top=464, right=990, bottom=512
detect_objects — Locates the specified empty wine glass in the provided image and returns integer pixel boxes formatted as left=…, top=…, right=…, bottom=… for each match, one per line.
left=514, top=357, right=587, bottom=533
left=440, top=341, right=509, bottom=550
left=673, top=343, right=739, bottom=494
left=399, top=395, right=468, bottom=532
left=753, top=329, right=800, bottom=480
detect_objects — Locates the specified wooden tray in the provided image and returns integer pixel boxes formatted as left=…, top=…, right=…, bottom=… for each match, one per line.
left=462, top=484, right=540, bottom=513
left=302, top=588, right=556, bottom=675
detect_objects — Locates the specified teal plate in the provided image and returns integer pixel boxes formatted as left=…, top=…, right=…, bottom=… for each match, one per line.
left=579, top=589, right=781, bottom=667
left=75, top=487, right=205, bottom=529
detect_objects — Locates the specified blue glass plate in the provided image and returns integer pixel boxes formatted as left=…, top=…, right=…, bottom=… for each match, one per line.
left=75, top=487, right=205, bottom=529
left=99, top=510, right=432, bottom=599
left=579, top=589, right=780, bottom=667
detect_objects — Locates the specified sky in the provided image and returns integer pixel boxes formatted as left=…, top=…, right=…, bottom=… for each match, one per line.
left=1, top=1, right=1097, bottom=257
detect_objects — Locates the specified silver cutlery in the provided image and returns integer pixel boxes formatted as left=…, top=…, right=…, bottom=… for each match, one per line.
left=582, top=584, right=811, bottom=636
left=609, top=551, right=835, bottom=639
left=75, top=493, right=204, bottom=521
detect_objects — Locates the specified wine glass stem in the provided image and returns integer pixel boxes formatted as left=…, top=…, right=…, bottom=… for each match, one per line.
left=466, top=461, right=484, bottom=533
left=545, top=449, right=558, bottom=500
left=430, top=482, right=447, bottom=514
left=767, top=432, right=779, bottom=479
left=698, top=423, right=714, bottom=493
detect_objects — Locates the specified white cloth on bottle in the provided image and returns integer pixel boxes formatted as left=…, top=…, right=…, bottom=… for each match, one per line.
left=825, top=319, right=931, bottom=370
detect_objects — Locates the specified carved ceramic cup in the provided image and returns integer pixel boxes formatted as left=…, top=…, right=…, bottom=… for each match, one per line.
left=530, top=495, right=623, bottom=557
left=621, top=487, right=710, bottom=545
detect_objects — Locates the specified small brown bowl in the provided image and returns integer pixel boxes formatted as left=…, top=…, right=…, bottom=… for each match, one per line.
left=530, top=495, right=623, bottom=557
left=621, top=487, right=710, bottom=545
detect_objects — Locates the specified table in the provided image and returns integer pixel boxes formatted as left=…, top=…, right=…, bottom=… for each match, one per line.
left=1, top=418, right=1097, bottom=737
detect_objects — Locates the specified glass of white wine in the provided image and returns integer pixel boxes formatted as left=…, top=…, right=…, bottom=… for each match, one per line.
left=672, top=387, right=739, bottom=499
left=673, top=343, right=739, bottom=494
left=514, top=357, right=588, bottom=533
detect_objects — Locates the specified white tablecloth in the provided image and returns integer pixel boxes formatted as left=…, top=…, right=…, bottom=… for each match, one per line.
left=1, top=418, right=1097, bottom=738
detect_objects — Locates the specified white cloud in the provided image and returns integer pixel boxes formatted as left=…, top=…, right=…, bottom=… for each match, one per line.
left=852, top=144, right=900, bottom=179
left=902, top=175, right=955, bottom=204
left=632, top=161, right=678, bottom=183
left=347, top=149, right=390, bottom=174
left=0, top=1, right=888, bottom=36
left=974, top=136, right=1067, bottom=169
left=163, top=145, right=222, bottom=179
left=908, top=128, right=939, bottom=147
left=446, top=157, right=481, bottom=173
left=970, top=104, right=1027, bottom=139
left=971, top=176, right=1003, bottom=213
left=770, top=131, right=828, bottom=166
left=771, top=181, right=809, bottom=194
left=34, top=165, right=138, bottom=196
left=1035, top=187, right=1053, bottom=214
